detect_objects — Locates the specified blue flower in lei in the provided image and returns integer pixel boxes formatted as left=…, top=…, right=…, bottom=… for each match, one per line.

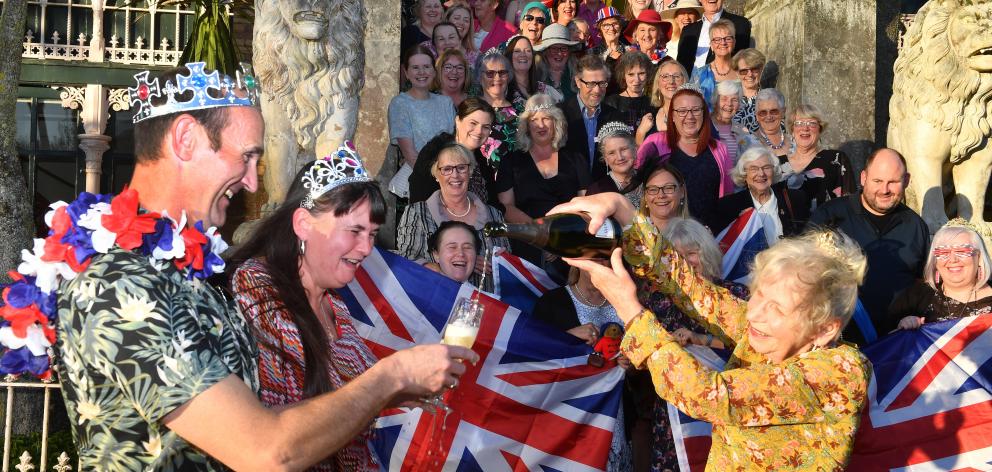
left=0, top=190, right=226, bottom=379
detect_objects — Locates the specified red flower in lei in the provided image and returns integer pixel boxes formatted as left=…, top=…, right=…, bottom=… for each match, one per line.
left=40, top=206, right=88, bottom=273
left=101, top=187, right=161, bottom=250
left=176, top=226, right=207, bottom=271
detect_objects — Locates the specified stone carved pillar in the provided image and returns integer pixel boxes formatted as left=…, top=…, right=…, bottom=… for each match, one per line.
left=745, top=0, right=877, bottom=173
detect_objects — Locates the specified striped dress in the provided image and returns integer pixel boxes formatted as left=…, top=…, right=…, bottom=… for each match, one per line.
left=233, top=258, right=379, bottom=471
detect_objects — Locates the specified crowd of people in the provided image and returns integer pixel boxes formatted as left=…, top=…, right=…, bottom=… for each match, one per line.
left=386, top=0, right=992, bottom=470
left=27, top=1, right=992, bottom=471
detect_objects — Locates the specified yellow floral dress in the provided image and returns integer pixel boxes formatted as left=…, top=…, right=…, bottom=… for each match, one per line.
left=620, top=215, right=872, bottom=471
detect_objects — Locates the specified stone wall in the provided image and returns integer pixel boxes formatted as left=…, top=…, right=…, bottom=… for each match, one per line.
left=745, top=0, right=878, bottom=173
left=355, top=1, right=400, bottom=177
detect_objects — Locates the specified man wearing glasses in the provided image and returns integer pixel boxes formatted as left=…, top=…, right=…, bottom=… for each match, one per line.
left=561, top=55, right=621, bottom=181
left=810, top=148, right=930, bottom=346
left=676, top=0, right=752, bottom=75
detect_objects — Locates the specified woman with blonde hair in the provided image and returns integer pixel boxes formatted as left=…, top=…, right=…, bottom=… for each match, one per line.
left=782, top=103, right=857, bottom=210
left=433, top=48, right=471, bottom=108
left=496, top=93, right=589, bottom=279
left=554, top=191, right=872, bottom=470
left=635, top=60, right=688, bottom=144
left=732, top=48, right=766, bottom=132
left=399, top=143, right=510, bottom=290
left=891, top=220, right=992, bottom=329
left=445, top=4, right=479, bottom=63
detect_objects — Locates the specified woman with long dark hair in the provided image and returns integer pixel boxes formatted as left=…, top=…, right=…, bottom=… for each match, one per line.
left=230, top=144, right=388, bottom=471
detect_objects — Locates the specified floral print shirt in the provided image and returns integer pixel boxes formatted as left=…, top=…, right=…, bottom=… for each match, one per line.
left=56, top=248, right=259, bottom=471
left=620, top=215, right=871, bottom=471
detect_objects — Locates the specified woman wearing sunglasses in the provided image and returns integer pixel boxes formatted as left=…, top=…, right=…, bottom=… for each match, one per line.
left=742, top=87, right=794, bottom=160
left=476, top=51, right=524, bottom=171
left=516, top=2, right=551, bottom=47
left=890, top=220, right=992, bottom=330
left=399, top=143, right=509, bottom=291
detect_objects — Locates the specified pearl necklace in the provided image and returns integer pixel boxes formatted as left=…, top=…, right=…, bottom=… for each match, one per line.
left=571, top=283, right=607, bottom=308
left=442, top=197, right=472, bottom=218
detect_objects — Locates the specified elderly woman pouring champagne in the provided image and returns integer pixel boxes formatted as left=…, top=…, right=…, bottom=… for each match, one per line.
left=551, top=192, right=871, bottom=470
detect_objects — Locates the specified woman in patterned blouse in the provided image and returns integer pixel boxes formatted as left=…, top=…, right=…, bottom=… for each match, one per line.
left=553, top=192, right=873, bottom=470
left=890, top=220, right=992, bottom=329
left=230, top=166, right=388, bottom=471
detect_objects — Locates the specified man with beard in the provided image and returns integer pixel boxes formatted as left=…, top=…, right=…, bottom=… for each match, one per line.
left=810, top=148, right=930, bottom=345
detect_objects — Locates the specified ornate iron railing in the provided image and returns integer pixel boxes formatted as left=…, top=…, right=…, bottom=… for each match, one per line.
left=0, top=379, right=76, bottom=472
left=15, top=0, right=230, bottom=66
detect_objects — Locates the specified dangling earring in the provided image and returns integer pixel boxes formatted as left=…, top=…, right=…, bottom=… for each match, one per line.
left=300, top=239, right=306, bottom=255
left=935, top=270, right=941, bottom=285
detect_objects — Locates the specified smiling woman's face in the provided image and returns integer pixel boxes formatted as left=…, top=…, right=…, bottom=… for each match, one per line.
left=433, top=226, right=478, bottom=282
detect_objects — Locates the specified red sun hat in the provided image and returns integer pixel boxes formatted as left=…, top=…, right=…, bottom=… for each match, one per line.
left=623, top=9, right=673, bottom=45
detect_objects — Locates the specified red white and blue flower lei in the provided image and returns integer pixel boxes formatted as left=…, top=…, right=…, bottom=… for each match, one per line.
left=0, top=187, right=229, bottom=380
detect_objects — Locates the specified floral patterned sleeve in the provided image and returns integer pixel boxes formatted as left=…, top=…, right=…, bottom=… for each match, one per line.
left=623, top=214, right=748, bottom=343
left=622, top=313, right=871, bottom=427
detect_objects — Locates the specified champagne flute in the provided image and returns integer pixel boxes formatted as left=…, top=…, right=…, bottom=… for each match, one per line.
left=426, top=296, right=483, bottom=412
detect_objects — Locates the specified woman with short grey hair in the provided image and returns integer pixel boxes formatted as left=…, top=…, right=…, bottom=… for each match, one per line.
left=711, top=80, right=748, bottom=167
left=716, top=146, right=809, bottom=242
left=743, top=88, right=794, bottom=159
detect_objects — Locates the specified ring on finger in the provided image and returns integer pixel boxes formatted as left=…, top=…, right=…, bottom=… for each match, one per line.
left=448, top=379, right=458, bottom=389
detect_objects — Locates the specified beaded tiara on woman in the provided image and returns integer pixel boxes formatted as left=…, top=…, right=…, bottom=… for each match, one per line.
left=300, top=141, right=372, bottom=209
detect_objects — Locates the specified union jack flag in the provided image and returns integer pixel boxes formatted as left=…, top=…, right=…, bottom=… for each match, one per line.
left=670, top=315, right=992, bottom=470
left=848, top=314, right=992, bottom=470
left=715, top=207, right=768, bottom=284
left=491, top=249, right=557, bottom=315
left=666, top=346, right=730, bottom=472
left=337, top=248, right=624, bottom=471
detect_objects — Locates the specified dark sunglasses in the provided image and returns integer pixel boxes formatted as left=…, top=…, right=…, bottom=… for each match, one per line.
left=523, top=14, right=547, bottom=25
left=484, top=69, right=509, bottom=79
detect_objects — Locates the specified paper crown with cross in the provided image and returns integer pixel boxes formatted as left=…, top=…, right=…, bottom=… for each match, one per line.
left=300, top=141, right=373, bottom=209
left=128, top=62, right=260, bottom=124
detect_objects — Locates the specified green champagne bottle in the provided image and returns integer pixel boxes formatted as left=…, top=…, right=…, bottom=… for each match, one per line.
left=483, top=213, right=622, bottom=259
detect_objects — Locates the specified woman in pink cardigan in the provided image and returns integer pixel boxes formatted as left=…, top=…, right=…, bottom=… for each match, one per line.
left=635, top=85, right=733, bottom=230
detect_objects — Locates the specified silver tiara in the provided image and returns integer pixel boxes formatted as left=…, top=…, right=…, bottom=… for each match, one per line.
left=301, top=141, right=372, bottom=209
left=596, top=121, right=633, bottom=143
left=525, top=102, right=556, bottom=114
left=128, top=62, right=259, bottom=124
left=677, top=83, right=704, bottom=95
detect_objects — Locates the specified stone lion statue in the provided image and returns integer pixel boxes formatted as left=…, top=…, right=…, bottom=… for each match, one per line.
left=253, top=0, right=366, bottom=207
left=888, top=0, right=992, bottom=236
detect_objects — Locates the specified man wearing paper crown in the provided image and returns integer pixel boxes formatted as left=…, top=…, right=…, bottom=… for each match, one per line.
left=2, top=63, right=477, bottom=471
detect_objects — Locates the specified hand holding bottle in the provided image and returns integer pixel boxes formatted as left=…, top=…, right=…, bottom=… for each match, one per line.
left=547, top=193, right=637, bottom=236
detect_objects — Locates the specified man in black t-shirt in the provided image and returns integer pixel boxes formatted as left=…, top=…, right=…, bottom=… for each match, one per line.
left=810, top=148, right=930, bottom=346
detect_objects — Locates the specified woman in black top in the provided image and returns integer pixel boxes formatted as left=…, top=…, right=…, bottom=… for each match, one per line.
left=715, top=147, right=810, bottom=238
left=890, top=222, right=992, bottom=330
left=604, top=51, right=654, bottom=131
left=401, top=0, right=443, bottom=56
left=780, top=104, right=857, bottom=211
left=496, top=94, right=590, bottom=280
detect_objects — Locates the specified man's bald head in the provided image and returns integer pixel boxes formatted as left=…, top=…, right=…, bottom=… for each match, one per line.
left=861, top=148, right=910, bottom=215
